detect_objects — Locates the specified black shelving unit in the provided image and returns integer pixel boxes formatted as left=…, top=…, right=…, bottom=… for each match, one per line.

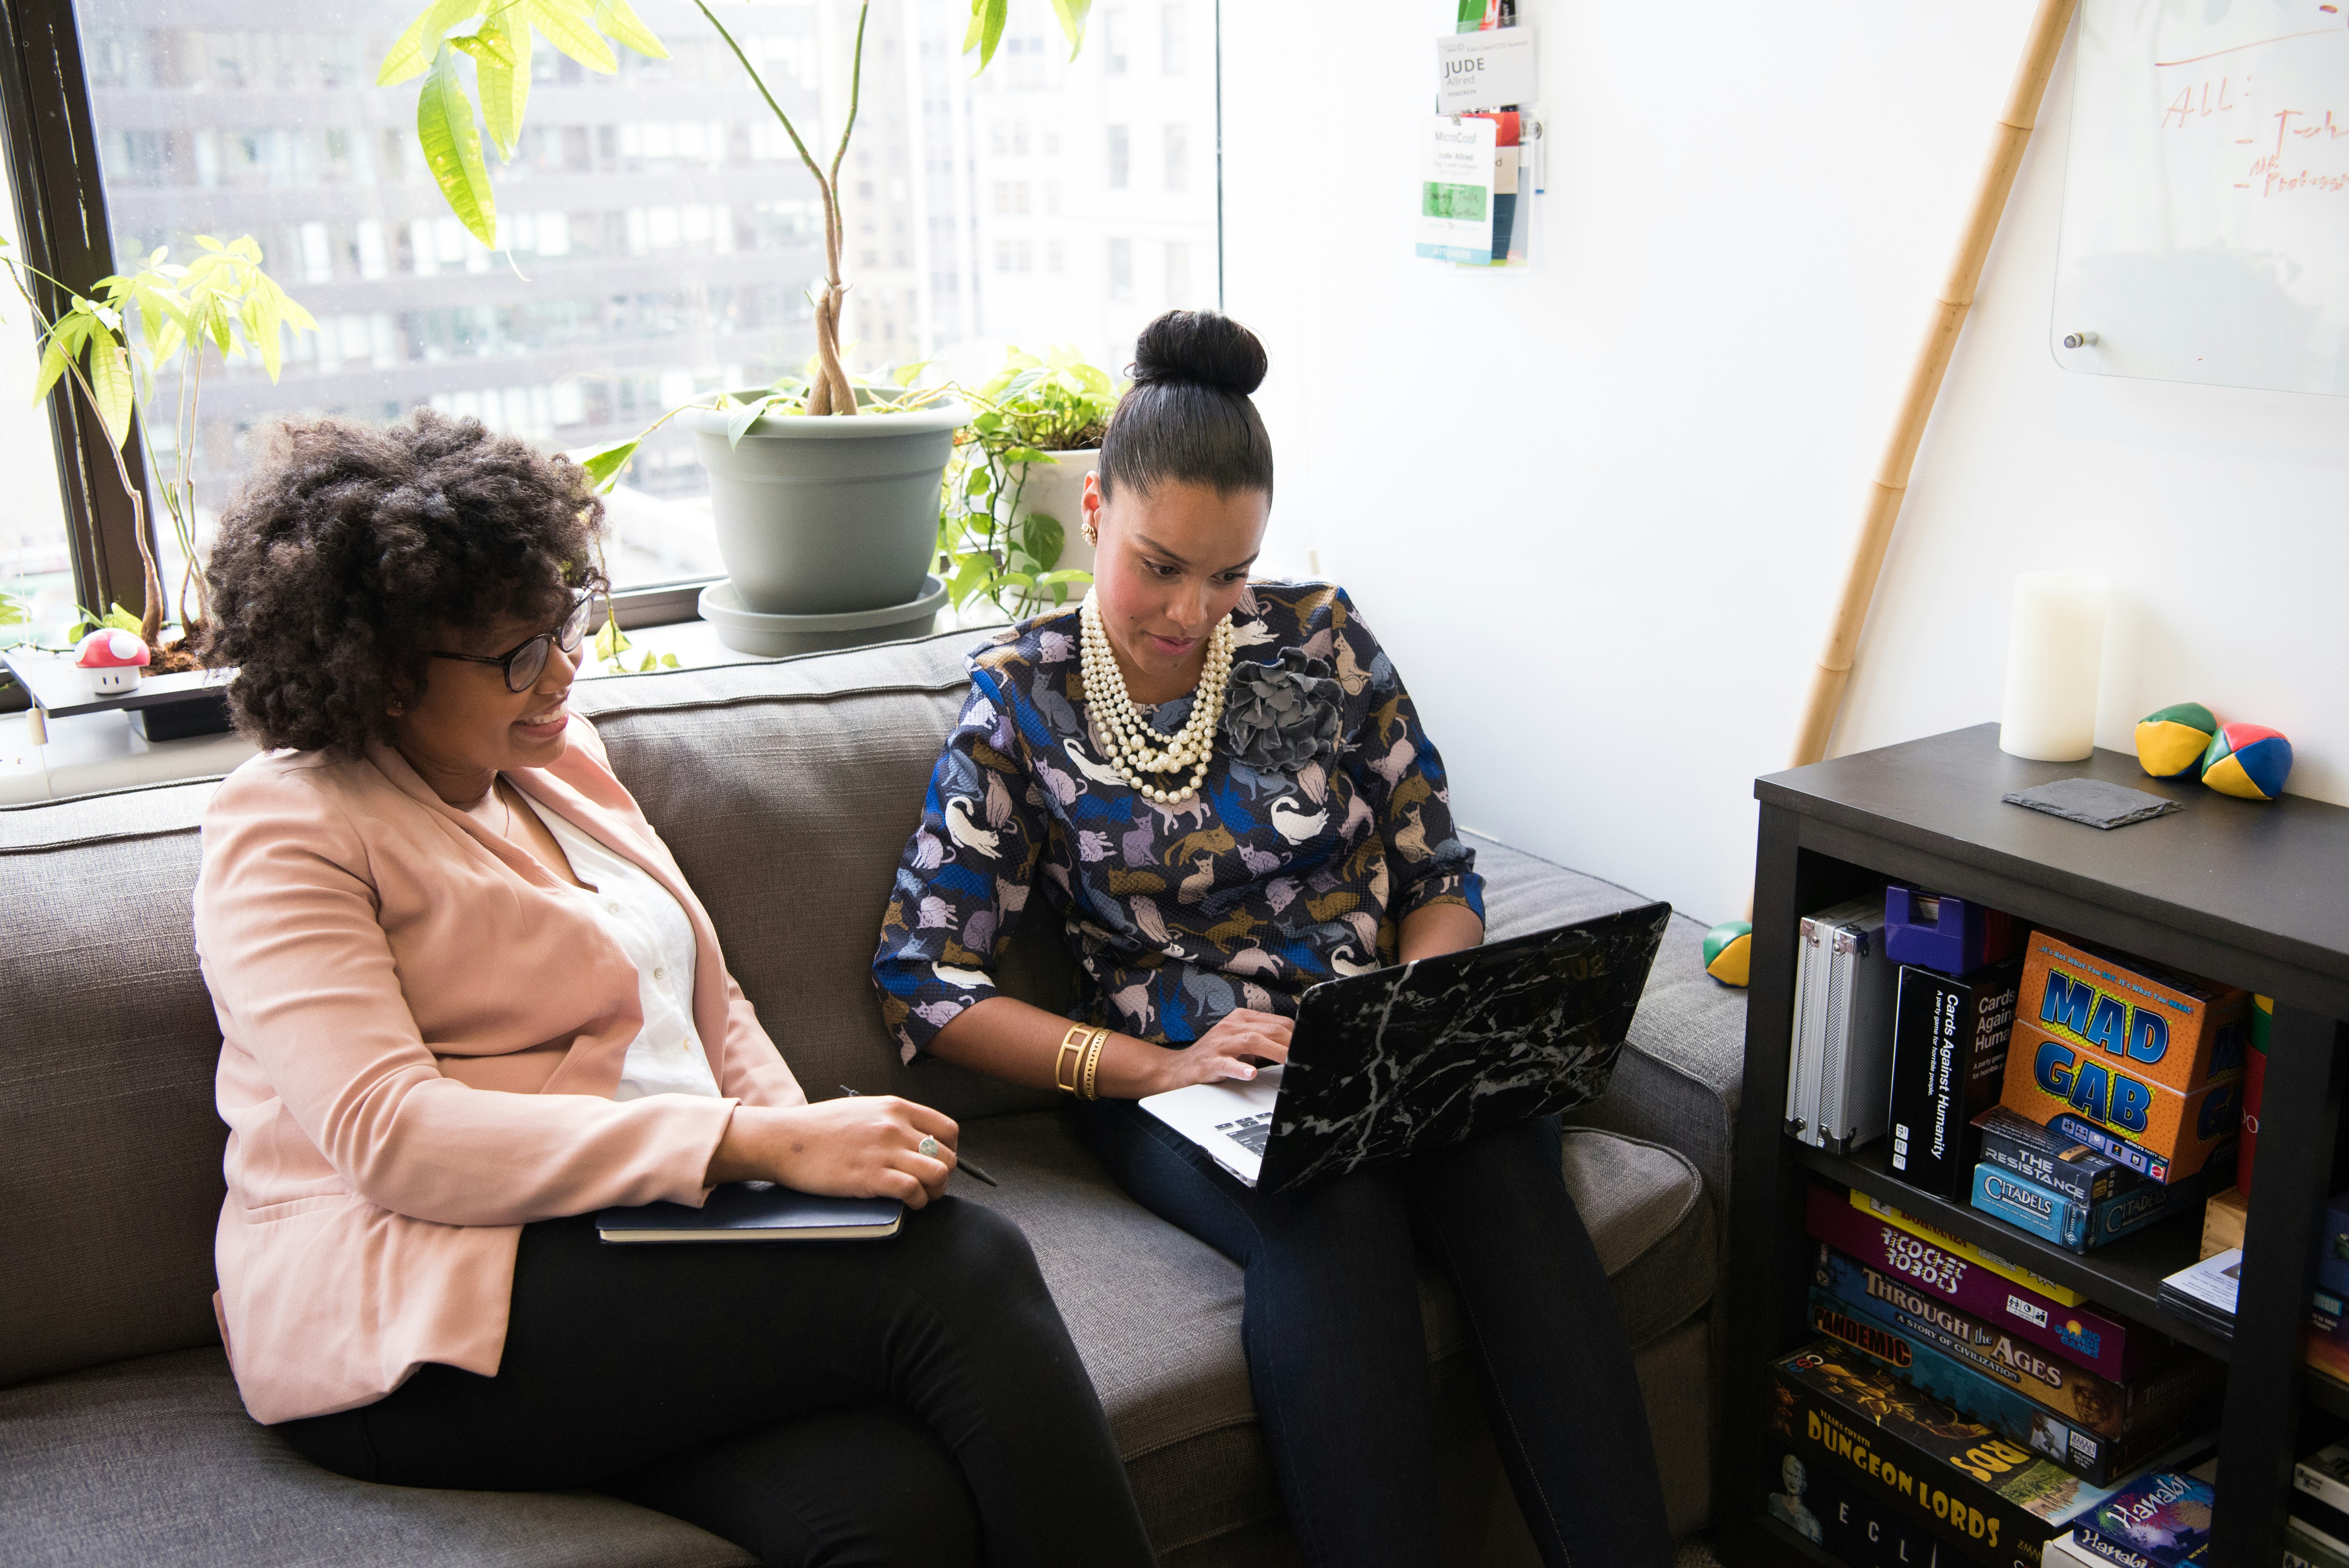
left=1716, top=724, right=2349, bottom=1568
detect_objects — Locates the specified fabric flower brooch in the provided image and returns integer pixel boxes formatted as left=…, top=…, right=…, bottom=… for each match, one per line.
left=1223, top=647, right=1344, bottom=774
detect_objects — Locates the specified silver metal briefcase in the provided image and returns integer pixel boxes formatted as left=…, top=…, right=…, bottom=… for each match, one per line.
left=1784, top=893, right=1898, bottom=1155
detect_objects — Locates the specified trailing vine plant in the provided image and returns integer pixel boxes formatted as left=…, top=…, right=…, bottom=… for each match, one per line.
left=380, top=0, right=1091, bottom=415
left=937, top=345, right=1121, bottom=618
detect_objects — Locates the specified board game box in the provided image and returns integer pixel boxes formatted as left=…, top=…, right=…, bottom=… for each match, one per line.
left=1969, top=1162, right=2200, bottom=1254
left=1806, top=1290, right=2199, bottom=1484
left=1810, top=1244, right=2213, bottom=1440
left=1764, top=1340, right=2136, bottom=1568
left=1973, top=1105, right=2138, bottom=1204
left=2016, top=932, right=2248, bottom=1097
left=2000, top=1017, right=2242, bottom=1185
left=2073, top=1467, right=2214, bottom=1564
left=1761, top=1443, right=1956, bottom=1566
left=1889, top=958, right=2024, bottom=1201
left=1804, top=1182, right=2167, bottom=1381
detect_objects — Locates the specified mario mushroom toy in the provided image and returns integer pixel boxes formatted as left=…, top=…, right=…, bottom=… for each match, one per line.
left=75, top=627, right=151, bottom=695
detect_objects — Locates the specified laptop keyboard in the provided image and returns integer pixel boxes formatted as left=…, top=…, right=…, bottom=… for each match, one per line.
left=1216, top=1111, right=1275, bottom=1156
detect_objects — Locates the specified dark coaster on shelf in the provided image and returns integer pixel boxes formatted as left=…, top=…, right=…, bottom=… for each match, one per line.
left=2002, top=777, right=2183, bottom=830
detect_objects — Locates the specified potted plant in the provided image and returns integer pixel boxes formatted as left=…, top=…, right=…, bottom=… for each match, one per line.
left=379, top=0, right=1092, bottom=634
left=0, top=235, right=311, bottom=735
left=938, top=345, right=1123, bottom=620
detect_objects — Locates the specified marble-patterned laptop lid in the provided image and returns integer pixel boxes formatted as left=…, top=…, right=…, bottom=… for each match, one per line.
left=1256, top=902, right=1672, bottom=1194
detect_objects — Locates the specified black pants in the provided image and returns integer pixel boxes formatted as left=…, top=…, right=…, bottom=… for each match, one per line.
left=280, top=1198, right=1154, bottom=1568
left=1073, top=1103, right=1674, bottom=1568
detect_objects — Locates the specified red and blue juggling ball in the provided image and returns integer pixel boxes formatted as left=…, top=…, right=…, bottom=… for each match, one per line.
left=2201, top=722, right=2294, bottom=801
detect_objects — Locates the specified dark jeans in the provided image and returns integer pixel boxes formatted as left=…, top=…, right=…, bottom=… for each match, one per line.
left=279, top=1198, right=1153, bottom=1568
left=1073, top=1101, right=1672, bottom=1568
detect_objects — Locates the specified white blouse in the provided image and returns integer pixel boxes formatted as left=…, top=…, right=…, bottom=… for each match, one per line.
left=519, top=793, right=724, bottom=1103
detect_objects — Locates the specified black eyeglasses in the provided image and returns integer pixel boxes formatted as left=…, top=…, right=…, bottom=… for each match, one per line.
left=429, top=595, right=594, bottom=692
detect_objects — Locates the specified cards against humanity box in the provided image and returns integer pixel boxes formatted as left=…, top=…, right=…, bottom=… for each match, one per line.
left=1889, top=957, right=2024, bottom=1201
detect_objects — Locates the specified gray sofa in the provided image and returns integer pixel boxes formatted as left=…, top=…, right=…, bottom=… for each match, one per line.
left=0, top=630, right=1745, bottom=1566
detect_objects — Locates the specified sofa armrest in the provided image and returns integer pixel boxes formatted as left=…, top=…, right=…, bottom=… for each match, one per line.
left=1466, top=834, right=1745, bottom=1222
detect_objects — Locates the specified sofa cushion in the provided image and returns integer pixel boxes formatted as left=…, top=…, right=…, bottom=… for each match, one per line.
left=0, top=1348, right=753, bottom=1568
left=954, top=1110, right=1712, bottom=1552
left=0, top=780, right=230, bottom=1390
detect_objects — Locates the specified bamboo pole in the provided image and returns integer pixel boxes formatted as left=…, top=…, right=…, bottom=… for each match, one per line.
left=1787, top=0, right=2077, bottom=770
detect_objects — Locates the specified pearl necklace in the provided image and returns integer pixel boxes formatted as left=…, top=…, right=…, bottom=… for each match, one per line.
left=1078, top=594, right=1235, bottom=804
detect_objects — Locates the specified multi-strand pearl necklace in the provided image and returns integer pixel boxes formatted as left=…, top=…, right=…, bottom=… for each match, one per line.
left=1078, top=593, right=1235, bottom=804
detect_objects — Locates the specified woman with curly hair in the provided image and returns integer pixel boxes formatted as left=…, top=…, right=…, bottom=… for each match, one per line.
left=873, top=313, right=1673, bottom=1567
left=194, top=410, right=1153, bottom=1567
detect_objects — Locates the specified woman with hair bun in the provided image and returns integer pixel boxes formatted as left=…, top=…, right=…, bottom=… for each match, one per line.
left=874, top=310, right=1672, bottom=1566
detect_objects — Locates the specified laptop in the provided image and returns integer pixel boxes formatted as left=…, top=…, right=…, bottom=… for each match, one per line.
left=1140, top=902, right=1672, bottom=1194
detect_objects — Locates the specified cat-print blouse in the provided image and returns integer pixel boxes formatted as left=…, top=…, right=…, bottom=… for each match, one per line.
left=872, top=581, right=1483, bottom=1058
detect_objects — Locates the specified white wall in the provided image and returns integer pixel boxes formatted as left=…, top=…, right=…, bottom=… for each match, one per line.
left=1223, top=2, right=2349, bottom=927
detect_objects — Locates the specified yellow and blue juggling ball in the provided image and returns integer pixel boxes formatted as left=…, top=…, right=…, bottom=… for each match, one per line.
left=1702, top=921, right=1752, bottom=987
left=2202, top=722, right=2294, bottom=801
left=2134, top=702, right=2216, bottom=780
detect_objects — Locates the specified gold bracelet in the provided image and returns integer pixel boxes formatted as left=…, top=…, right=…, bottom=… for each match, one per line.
left=1080, top=1027, right=1109, bottom=1101
left=1055, top=1025, right=1091, bottom=1096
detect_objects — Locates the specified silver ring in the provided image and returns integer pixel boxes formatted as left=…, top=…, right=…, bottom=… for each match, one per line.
left=917, top=1135, right=941, bottom=1159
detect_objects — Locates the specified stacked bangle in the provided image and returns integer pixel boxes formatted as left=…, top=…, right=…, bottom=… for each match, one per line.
left=1055, top=1025, right=1091, bottom=1096
left=1057, top=1025, right=1111, bottom=1099
left=1080, top=1028, right=1107, bottom=1101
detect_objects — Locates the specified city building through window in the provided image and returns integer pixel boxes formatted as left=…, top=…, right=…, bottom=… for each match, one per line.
left=30, top=0, right=1221, bottom=613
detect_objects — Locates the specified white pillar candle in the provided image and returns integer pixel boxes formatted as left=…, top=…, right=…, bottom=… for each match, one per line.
left=1999, top=573, right=2108, bottom=762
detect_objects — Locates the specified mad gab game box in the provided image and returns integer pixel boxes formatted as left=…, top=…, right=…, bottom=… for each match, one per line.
left=1997, top=933, right=2247, bottom=1185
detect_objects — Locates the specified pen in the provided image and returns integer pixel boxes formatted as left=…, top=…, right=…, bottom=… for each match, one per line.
left=836, top=1085, right=1000, bottom=1186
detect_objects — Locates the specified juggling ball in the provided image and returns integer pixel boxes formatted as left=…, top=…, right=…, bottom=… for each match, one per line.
left=2134, top=702, right=2217, bottom=780
left=2202, top=722, right=2294, bottom=801
left=1703, top=921, right=1752, bottom=987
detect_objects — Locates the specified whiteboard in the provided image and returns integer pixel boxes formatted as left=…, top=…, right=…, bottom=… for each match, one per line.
left=2052, top=0, right=2349, bottom=396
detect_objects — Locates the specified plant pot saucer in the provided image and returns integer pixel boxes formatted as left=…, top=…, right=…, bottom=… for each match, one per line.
left=697, top=576, right=951, bottom=659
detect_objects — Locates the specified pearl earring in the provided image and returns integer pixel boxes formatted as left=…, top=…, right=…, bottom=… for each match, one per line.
left=1082, top=520, right=1099, bottom=545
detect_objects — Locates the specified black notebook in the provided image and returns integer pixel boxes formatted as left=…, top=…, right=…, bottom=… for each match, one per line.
left=595, top=1181, right=904, bottom=1242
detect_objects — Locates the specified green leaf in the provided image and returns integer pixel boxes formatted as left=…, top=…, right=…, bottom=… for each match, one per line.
left=31, top=336, right=71, bottom=405
left=523, top=0, right=618, bottom=73
left=1034, top=569, right=1092, bottom=585
left=945, top=551, right=993, bottom=607
left=1002, top=445, right=1054, bottom=465
left=0, top=591, right=25, bottom=628
left=194, top=234, right=225, bottom=252
left=725, top=394, right=781, bottom=449
left=591, top=0, right=668, bottom=59
left=380, top=0, right=480, bottom=84
left=1048, top=0, right=1091, bottom=58
left=569, top=437, right=638, bottom=492
left=967, top=0, right=1007, bottom=69
left=84, top=332, right=135, bottom=448
left=472, top=7, right=531, bottom=158
left=659, top=652, right=679, bottom=670
left=592, top=616, right=633, bottom=662
left=963, top=467, right=993, bottom=498
left=1021, top=513, right=1064, bottom=565
left=447, top=14, right=516, bottom=67
left=890, top=358, right=934, bottom=389
left=417, top=44, right=499, bottom=246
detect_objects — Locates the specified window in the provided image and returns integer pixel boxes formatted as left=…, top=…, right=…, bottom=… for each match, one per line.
left=1162, top=5, right=1188, bottom=74
left=1165, top=125, right=1189, bottom=192
left=21, top=0, right=1223, bottom=617
left=0, top=160, right=72, bottom=650
left=1165, top=242, right=1191, bottom=306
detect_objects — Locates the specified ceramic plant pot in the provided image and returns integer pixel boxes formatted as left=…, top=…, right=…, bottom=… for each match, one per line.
left=1008, top=448, right=1100, bottom=574
left=687, top=395, right=971, bottom=616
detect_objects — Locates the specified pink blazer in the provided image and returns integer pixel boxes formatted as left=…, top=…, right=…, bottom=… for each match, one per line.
left=193, top=716, right=804, bottom=1424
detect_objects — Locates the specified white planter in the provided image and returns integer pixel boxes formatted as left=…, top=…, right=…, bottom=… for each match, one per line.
left=1007, top=448, right=1100, bottom=574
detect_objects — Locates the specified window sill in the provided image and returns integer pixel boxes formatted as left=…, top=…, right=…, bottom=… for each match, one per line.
left=0, top=604, right=1014, bottom=804
left=0, top=707, right=258, bottom=805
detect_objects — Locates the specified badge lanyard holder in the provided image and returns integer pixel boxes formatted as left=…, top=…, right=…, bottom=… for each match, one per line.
left=1420, top=0, right=1543, bottom=269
